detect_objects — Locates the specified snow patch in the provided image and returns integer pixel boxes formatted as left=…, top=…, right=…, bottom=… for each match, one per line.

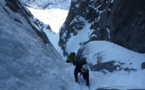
left=66, top=21, right=93, bottom=54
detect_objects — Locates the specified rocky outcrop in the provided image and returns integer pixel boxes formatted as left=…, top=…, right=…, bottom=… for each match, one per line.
left=59, top=0, right=145, bottom=55
left=89, top=60, right=136, bottom=73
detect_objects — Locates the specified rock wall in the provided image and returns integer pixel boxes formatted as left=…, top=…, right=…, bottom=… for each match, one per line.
left=59, top=0, right=145, bottom=55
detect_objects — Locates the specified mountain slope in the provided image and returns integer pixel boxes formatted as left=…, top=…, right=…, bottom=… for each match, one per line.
left=20, top=0, right=71, bottom=10
left=0, top=0, right=73, bottom=90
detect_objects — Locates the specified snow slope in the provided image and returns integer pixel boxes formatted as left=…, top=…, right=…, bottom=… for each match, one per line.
left=65, top=22, right=92, bottom=54
left=0, top=0, right=75, bottom=90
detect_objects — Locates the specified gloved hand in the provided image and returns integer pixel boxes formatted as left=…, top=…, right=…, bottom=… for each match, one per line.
left=66, top=60, right=70, bottom=63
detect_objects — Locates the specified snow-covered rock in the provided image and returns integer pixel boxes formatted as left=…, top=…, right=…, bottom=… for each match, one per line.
left=77, top=41, right=145, bottom=89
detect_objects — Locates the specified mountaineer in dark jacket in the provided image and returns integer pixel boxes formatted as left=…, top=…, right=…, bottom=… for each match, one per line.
left=74, top=58, right=89, bottom=86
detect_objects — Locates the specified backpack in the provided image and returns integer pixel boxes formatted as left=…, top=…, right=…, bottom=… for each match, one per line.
left=66, top=52, right=76, bottom=65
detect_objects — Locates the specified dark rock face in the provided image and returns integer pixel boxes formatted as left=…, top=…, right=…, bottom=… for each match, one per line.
left=89, top=60, right=136, bottom=73
left=90, top=60, right=120, bottom=72
left=109, top=0, right=145, bottom=53
left=59, top=0, right=145, bottom=55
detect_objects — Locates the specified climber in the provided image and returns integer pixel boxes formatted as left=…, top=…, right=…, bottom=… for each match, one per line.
left=66, top=52, right=76, bottom=65
left=74, top=58, right=90, bottom=87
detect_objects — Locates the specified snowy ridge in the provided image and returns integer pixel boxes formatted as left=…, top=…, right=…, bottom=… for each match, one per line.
left=20, top=0, right=71, bottom=10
